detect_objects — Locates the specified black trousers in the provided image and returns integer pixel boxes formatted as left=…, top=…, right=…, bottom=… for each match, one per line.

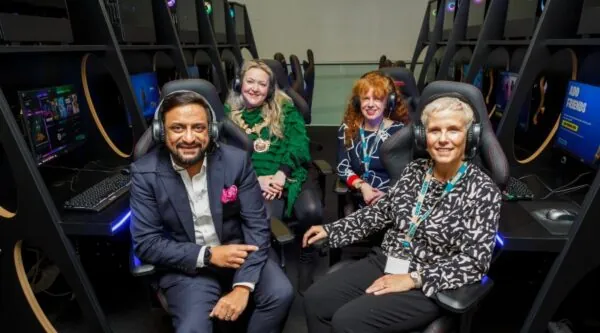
left=303, top=249, right=441, bottom=333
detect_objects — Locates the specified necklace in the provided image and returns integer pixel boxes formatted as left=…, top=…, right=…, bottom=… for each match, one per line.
left=239, top=118, right=271, bottom=153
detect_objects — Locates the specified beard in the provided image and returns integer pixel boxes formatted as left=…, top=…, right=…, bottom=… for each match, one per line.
left=168, top=142, right=207, bottom=167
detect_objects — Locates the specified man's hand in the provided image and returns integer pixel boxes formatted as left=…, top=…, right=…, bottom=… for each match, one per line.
left=209, top=286, right=250, bottom=321
left=210, top=244, right=258, bottom=269
left=365, top=274, right=415, bottom=296
left=302, top=225, right=328, bottom=248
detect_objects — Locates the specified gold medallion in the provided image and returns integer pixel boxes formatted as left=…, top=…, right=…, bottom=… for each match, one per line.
left=253, top=138, right=271, bottom=153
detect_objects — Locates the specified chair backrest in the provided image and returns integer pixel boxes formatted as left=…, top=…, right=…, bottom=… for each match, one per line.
left=381, top=81, right=510, bottom=190
left=302, top=49, right=315, bottom=109
left=133, top=79, right=252, bottom=161
left=261, top=58, right=311, bottom=124
left=288, top=54, right=306, bottom=98
left=379, top=67, right=420, bottom=120
left=273, top=52, right=289, bottom=77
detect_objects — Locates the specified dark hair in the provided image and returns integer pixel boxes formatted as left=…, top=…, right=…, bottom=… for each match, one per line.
left=160, top=91, right=212, bottom=122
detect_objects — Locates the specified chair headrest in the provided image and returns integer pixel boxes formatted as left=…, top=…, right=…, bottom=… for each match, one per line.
left=160, top=79, right=225, bottom=121
left=416, top=81, right=510, bottom=189
left=261, top=59, right=291, bottom=90
left=379, top=67, right=419, bottom=101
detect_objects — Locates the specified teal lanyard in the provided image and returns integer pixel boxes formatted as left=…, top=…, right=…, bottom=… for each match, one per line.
left=359, top=120, right=385, bottom=177
left=402, top=162, right=469, bottom=248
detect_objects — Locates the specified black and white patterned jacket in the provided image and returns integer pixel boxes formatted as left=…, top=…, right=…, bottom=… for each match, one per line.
left=323, top=158, right=502, bottom=297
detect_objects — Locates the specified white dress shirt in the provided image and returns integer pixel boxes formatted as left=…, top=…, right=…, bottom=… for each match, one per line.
left=171, top=156, right=254, bottom=291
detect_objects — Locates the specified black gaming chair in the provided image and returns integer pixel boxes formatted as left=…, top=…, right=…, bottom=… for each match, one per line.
left=379, top=67, right=421, bottom=120
left=261, top=58, right=311, bottom=124
left=324, top=81, right=510, bottom=333
left=301, top=49, right=315, bottom=110
left=288, top=54, right=306, bottom=99
left=129, top=79, right=294, bottom=332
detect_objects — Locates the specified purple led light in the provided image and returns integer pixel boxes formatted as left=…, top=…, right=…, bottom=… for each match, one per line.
left=167, top=0, right=176, bottom=8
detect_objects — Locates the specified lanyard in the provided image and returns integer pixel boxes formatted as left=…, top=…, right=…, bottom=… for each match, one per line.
left=359, top=120, right=385, bottom=175
left=401, top=162, right=469, bottom=249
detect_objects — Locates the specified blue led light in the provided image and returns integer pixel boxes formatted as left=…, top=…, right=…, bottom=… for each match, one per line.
left=229, top=8, right=235, bottom=18
left=495, top=233, right=505, bottom=247
left=111, top=210, right=131, bottom=233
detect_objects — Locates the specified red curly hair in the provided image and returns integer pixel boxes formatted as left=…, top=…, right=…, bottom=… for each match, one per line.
left=342, top=72, right=409, bottom=148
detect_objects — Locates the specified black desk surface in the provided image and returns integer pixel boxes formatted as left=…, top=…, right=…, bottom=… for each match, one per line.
left=43, top=163, right=131, bottom=237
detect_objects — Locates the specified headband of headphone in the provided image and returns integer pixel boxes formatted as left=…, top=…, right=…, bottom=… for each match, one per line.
left=413, top=92, right=482, bottom=161
left=151, top=90, right=220, bottom=144
left=352, top=71, right=398, bottom=117
left=232, top=60, right=277, bottom=102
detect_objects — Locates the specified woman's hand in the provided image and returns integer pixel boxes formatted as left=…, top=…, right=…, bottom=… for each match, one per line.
left=369, top=188, right=386, bottom=205
left=258, top=175, right=283, bottom=201
left=361, top=184, right=383, bottom=205
left=365, top=274, right=415, bottom=296
left=302, top=225, right=328, bottom=248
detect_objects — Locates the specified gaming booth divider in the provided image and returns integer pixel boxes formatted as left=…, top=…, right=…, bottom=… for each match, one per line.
left=0, top=0, right=261, bottom=331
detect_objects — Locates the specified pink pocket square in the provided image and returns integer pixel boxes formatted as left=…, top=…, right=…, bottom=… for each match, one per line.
left=221, top=185, right=238, bottom=204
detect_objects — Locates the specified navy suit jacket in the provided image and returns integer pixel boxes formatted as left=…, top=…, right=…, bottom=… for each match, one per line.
left=130, top=144, right=270, bottom=287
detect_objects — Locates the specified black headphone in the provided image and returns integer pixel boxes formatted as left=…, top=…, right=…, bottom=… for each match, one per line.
left=151, top=90, right=220, bottom=145
left=413, top=92, right=482, bottom=161
left=352, top=71, right=398, bottom=117
left=232, top=60, right=277, bottom=102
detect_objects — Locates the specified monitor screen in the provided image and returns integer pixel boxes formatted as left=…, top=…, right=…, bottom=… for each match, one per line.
left=210, top=0, right=227, bottom=38
left=232, top=3, right=246, bottom=42
left=114, top=0, right=154, bottom=29
left=130, top=72, right=160, bottom=120
left=506, top=0, right=538, bottom=21
left=428, top=0, right=437, bottom=33
left=495, top=72, right=530, bottom=131
left=462, top=64, right=483, bottom=89
left=176, top=0, right=198, bottom=32
left=18, top=85, right=86, bottom=166
left=467, top=0, right=486, bottom=27
left=187, top=65, right=200, bottom=78
left=443, top=0, right=457, bottom=31
left=555, top=81, right=600, bottom=167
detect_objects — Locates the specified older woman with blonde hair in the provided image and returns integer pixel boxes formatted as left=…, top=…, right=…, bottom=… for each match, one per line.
left=302, top=94, right=502, bottom=333
left=225, top=59, right=322, bottom=293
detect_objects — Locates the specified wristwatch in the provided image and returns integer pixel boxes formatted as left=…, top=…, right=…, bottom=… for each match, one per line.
left=203, top=246, right=212, bottom=266
left=410, top=271, right=423, bottom=288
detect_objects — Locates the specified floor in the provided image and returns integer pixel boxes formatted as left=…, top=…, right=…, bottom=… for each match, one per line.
left=35, top=127, right=600, bottom=332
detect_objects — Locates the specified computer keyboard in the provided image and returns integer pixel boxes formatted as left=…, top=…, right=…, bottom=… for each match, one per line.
left=503, top=176, right=535, bottom=201
left=64, top=173, right=131, bottom=212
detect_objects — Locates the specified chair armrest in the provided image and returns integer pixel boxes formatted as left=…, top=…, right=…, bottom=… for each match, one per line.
left=312, top=159, right=333, bottom=175
left=434, top=277, right=494, bottom=313
left=334, top=178, right=349, bottom=194
left=130, top=250, right=156, bottom=277
left=271, top=217, right=295, bottom=245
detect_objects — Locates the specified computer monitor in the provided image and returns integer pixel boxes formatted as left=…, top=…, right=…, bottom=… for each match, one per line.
left=187, top=65, right=200, bottom=78
left=554, top=80, right=600, bottom=168
left=466, top=0, right=487, bottom=40
left=231, top=3, right=246, bottom=44
left=578, top=0, right=600, bottom=35
left=462, top=64, right=483, bottom=90
left=130, top=72, right=160, bottom=120
left=18, top=85, right=86, bottom=166
left=504, top=0, right=543, bottom=38
left=442, top=0, right=457, bottom=40
left=494, top=71, right=530, bottom=131
left=210, top=0, right=228, bottom=44
left=428, top=0, right=438, bottom=40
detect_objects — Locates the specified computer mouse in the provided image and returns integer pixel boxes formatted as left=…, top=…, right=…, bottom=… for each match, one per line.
left=546, top=209, right=576, bottom=221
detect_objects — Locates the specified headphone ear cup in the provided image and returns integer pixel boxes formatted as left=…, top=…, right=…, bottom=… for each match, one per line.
left=232, top=76, right=242, bottom=93
left=412, top=124, right=426, bottom=151
left=388, top=92, right=397, bottom=115
left=210, top=122, right=220, bottom=142
left=465, top=123, right=481, bottom=160
left=152, top=118, right=163, bottom=143
left=352, top=96, right=360, bottom=112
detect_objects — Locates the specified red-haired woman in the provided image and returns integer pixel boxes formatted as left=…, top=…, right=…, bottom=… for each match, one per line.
left=337, top=71, right=409, bottom=209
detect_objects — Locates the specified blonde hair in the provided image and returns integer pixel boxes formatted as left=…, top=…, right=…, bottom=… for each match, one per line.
left=225, top=59, right=292, bottom=139
left=421, top=96, right=475, bottom=129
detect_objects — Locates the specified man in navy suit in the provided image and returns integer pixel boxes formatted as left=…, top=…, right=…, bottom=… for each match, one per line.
left=130, top=90, right=293, bottom=333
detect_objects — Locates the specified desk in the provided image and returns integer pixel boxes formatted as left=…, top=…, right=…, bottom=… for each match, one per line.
left=499, top=202, right=567, bottom=253
left=60, top=194, right=130, bottom=236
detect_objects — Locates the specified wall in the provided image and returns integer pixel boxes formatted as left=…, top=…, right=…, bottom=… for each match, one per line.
left=236, top=0, right=428, bottom=63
